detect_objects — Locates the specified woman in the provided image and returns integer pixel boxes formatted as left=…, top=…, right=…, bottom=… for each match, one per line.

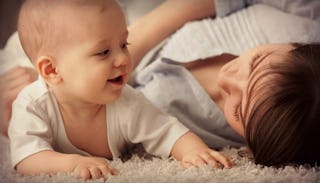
left=128, top=0, right=320, bottom=167
left=1, top=0, right=320, bottom=167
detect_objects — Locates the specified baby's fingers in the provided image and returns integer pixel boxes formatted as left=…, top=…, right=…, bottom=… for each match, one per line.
left=89, top=167, right=103, bottom=179
left=182, top=156, right=207, bottom=168
left=209, top=151, right=233, bottom=168
left=182, top=161, right=193, bottom=168
left=199, top=153, right=221, bottom=168
left=73, top=168, right=91, bottom=180
left=98, top=165, right=119, bottom=179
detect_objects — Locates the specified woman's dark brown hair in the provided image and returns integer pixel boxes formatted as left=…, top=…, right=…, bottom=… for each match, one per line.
left=244, top=43, right=320, bottom=167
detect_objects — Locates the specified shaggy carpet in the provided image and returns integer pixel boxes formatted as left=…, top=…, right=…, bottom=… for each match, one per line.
left=1, top=134, right=319, bottom=183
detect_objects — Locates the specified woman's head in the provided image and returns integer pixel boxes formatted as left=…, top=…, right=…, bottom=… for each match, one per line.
left=218, top=43, right=320, bottom=167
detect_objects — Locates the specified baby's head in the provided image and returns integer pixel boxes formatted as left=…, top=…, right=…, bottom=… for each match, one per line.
left=18, top=0, right=132, bottom=104
left=18, top=0, right=127, bottom=62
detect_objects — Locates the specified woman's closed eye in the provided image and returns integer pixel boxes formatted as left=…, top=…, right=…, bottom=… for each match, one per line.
left=121, top=42, right=130, bottom=49
left=233, top=105, right=241, bottom=121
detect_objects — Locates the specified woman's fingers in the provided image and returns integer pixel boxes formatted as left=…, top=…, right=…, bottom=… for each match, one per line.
left=0, top=67, right=38, bottom=108
left=2, top=67, right=37, bottom=91
left=1, top=66, right=33, bottom=83
left=0, top=66, right=37, bottom=95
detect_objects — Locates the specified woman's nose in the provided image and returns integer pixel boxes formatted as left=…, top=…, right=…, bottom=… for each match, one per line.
left=218, top=67, right=245, bottom=95
left=222, top=60, right=239, bottom=75
left=222, top=76, right=243, bottom=95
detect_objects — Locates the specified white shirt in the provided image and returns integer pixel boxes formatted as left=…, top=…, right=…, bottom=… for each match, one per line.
left=8, top=78, right=189, bottom=167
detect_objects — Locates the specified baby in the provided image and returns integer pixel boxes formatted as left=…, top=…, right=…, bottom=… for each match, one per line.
left=8, top=0, right=231, bottom=180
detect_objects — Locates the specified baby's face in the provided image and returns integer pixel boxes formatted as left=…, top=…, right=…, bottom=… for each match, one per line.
left=52, top=0, right=132, bottom=104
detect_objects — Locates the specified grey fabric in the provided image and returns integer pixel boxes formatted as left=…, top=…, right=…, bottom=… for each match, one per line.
left=214, top=0, right=249, bottom=17
left=214, top=0, right=320, bottom=22
left=134, top=59, right=245, bottom=149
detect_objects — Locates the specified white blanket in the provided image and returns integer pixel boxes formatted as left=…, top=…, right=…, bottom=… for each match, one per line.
left=1, top=134, right=319, bottom=183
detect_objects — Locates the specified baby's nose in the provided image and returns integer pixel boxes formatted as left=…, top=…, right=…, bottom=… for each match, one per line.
left=114, top=53, right=130, bottom=67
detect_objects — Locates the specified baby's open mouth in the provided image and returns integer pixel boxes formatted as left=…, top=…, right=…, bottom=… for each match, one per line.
left=107, top=75, right=124, bottom=85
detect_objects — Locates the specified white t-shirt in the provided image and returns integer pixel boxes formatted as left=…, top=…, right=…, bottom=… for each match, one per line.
left=8, top=78, right=189, bottom=167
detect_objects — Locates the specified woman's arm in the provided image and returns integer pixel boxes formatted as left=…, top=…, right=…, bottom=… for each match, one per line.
left=128, top=0, right=216, bottom=68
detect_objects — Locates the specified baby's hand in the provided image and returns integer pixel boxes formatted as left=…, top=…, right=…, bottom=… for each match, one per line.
left=72, top=156, right=118, bottom=180
left=181, top=148, right=232, bottom=169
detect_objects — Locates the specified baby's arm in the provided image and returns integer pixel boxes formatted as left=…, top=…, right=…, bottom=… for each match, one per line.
left=171, top=131, right=232, bottom=168
left=16, top=150, right=118, bottom=180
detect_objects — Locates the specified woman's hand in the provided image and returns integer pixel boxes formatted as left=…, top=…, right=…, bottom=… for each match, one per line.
left=181, top=147, right=233, bottom=168
left=72, top=156, right=118, bottom=180
left=0, top=66, right=38, bottom=135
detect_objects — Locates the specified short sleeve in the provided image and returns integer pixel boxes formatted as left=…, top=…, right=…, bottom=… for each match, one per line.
left=8, top=91, right=53, bottom=168
left=119, top=86, right=189, bottom=157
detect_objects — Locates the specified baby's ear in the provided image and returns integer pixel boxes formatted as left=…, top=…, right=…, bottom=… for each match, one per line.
left=36, top=56, right=62, bottom=85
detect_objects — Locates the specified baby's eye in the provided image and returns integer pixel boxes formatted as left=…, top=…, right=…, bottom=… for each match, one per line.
left=95, top=49, right=110, bottom=57
left=100, top=49, right=109, bottom=55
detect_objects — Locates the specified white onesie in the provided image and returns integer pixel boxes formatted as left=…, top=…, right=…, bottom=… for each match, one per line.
left=8, top=78, right=189, bottom=167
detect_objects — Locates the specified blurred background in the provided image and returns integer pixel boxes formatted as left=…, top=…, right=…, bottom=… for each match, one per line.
left=0, top=0, right=22, bottom=48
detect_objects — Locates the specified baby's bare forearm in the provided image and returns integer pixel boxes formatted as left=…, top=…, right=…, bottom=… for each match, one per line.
left=16, top=150, right=81, bottom=175
left=171, top=131, right=209, bottom=160
left=16, top=150, right=118, bottom=179
left=171, top=132, right=232, bottom=168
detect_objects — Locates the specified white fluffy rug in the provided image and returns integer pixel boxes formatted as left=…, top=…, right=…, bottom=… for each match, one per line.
left=1, top=134, right=319, bottom=183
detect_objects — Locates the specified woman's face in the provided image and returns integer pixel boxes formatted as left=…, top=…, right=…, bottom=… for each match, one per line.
left=217, top=44, right=295, bottom=137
